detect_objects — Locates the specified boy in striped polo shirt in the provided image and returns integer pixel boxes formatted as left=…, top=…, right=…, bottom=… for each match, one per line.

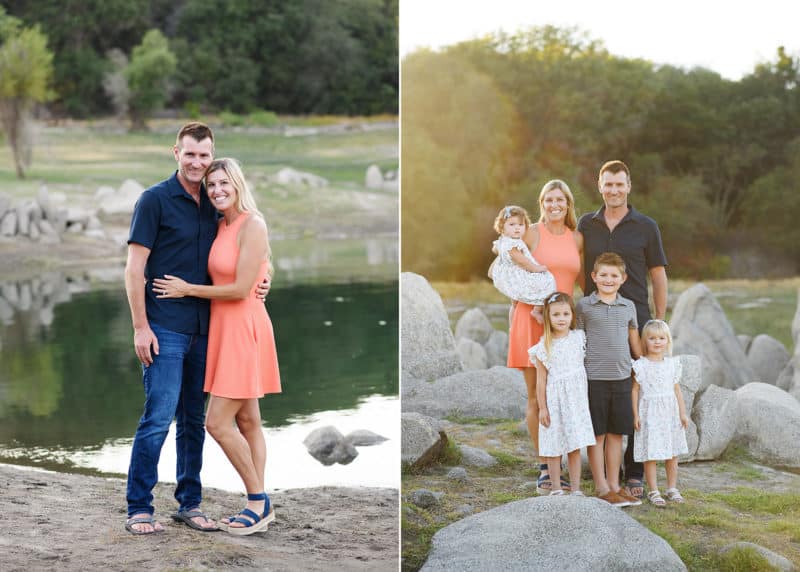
left=576, top=252, right=643, bottom=507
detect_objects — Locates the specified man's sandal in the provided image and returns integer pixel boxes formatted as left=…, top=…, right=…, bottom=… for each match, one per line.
left=226, top=492, right=276, bottom=536
left=625, top=478, right=644, bottom=500
left=171, top=508, right=219, bottom=531
left=665, top=488, right=685, bottom=503
left=125, top=515, right=164, bottom=535
left=647, top=490, right=666, bottom=508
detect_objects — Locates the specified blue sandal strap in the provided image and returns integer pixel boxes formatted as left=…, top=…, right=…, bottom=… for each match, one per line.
left=247, top=492, right=267, bottom=501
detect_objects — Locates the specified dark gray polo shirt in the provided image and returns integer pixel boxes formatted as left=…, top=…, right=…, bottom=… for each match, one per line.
left=576, top=292, right=638, bottom=380
left=578, top=205, right=667, bottom=330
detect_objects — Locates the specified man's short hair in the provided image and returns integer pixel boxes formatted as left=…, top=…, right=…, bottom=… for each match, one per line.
left=598, top=160, right=630, bottom=184
left=593, top=251, right=626, bottom=274
left=176, top=122, right=214, bottom=150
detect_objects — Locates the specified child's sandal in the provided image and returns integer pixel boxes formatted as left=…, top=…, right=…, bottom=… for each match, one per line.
left=665, top=488, right=685, bottom=503
left=647, top=490, right=666, bottom=508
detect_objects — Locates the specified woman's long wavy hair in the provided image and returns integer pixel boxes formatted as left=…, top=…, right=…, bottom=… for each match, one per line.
left=205, top=158, right=273, bottom=276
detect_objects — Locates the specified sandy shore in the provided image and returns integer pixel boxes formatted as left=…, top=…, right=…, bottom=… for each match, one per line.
left=0, top=463, right=398, bottom=571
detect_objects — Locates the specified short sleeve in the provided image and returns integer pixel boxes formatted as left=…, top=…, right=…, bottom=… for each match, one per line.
left=628, top=303, right=638, bottom=330
left=632, top=357, right=645, bottom=380
left=644, top=219, right=668, bottom=269
left=575, top=300, right=586, bottom=331
left=576, top=329, right=586, bottom=353
left=528, top=341, right=549, bottom=369
left=672, top=358, right=682, bottom=385
left=128, top=189, right=160, bottom=249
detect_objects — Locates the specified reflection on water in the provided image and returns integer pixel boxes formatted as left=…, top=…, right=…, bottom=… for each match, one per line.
left=0, top=249, right=398, bottom=488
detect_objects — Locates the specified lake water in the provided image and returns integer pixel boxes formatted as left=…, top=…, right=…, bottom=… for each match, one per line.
left=0, top=237, right=399, bottom=491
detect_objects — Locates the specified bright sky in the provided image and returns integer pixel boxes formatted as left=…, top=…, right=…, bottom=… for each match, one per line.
left=400, top=0, right=800, bottom=80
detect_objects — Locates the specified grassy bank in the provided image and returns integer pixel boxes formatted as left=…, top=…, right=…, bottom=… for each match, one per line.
left=433, top=278, right=800, bottom=350
left=0, top=118, right=398, bottom=239
left=401, top=418, right=800, bottom=571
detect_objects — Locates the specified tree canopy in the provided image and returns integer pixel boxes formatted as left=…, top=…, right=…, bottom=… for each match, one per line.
left=402, top=27, right=800, bottom=280
left=4, top=0, right=398, bottom=117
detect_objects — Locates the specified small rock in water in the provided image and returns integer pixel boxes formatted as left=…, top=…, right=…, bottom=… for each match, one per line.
left=345, top=429, right=389, bottom=447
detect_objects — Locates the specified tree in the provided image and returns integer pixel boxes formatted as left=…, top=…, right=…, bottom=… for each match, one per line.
left=124, top=29, right=176, bottom=130
left=0, top=9, right=54, bottom=179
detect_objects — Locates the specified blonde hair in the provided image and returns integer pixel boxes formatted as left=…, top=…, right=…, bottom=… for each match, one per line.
left=641, top=319, right=673, bottom=356
left=205, top=158, right=273, bottom=277
left=493, top=205, right=531, bottom=235
left=538, top=179, right=577, bottom=230
left=542, top=292, right=576, bottom=359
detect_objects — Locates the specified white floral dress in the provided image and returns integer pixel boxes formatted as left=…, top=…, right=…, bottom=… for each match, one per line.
left=633, top=357, right=689, bottom=462
left=490, top=236, right=556, bottom=305
left=528, top=329, right=596, bottom=457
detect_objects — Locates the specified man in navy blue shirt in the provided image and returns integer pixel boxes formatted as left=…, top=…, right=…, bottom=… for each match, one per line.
left=124, top=122, right=266, bottom=534
left=578, top=160, right=668, bottom=501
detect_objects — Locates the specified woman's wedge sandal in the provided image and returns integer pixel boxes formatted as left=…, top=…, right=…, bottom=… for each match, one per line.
left=647, top=490, right=666, bottom=508
left=665, top=488, right=685, bottom=504
left=226, top=492, right=276, bottom=536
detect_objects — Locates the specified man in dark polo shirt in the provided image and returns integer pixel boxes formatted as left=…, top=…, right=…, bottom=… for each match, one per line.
left=123, top=122, right=221, bottom=534
left=578, top=159, right=668, bottom=500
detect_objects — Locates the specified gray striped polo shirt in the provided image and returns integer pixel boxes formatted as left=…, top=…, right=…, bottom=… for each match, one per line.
left=576, top=292, right=638, bottom=380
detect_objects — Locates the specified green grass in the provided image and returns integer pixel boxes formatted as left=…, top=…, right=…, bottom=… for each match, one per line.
left=444, top=414, right=515, bottom=426
left=488, top=450, right=525, bottom=467
left=0, top=118, right=398, bottom=236
left=488, top=491, right=527, bottom=503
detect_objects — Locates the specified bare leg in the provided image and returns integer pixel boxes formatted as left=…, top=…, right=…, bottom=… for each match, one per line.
left=605, top=433, right=624, bottom=492
left=546, top=457, right=562, bottom=493
left=235, top=399, right=266, bottom=490
left=205, top=396, right=265, bottom=526
left=522, top=367, right=539, bottom=456
left=665, top=457, right=679, bottom=490
left=567, top=450, right=582, bottom=492
left=644, top=460, right=658, bottom=493
left=588, top=435, right=608, bottom=495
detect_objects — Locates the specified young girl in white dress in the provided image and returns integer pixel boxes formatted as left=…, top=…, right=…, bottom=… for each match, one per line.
left=529, top=292, right=596, bottom=495
left=490, top=205, right=556, bottom=323
left=632, top=319, right=689, bottom=507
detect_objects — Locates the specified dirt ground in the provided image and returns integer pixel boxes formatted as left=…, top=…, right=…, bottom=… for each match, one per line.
left=0, top=463, right=398, bottom=571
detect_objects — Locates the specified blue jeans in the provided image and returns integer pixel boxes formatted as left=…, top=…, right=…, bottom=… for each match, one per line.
left=126, top=323, right=208, bottom=517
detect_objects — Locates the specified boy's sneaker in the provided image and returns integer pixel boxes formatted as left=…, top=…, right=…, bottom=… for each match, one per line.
left=598, top=490, right=631, bottom=507
left=616, top=489, right=643, bottom=506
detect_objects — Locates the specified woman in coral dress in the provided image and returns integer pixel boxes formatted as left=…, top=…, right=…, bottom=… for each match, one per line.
left=507, top=180, right=584, bottom=493
left=154, top=158, right=281, bottom=536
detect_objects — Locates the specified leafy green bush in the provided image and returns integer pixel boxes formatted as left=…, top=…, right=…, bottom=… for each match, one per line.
left=219, top=110, right=245, bottom=127
left=248, top=110, right=279, bottom=127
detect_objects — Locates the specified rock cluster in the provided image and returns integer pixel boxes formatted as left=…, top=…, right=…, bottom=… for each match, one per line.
left=0, top=180, right=144, bottom=246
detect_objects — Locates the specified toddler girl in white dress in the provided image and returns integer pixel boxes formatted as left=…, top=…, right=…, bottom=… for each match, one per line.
left=529, top=292, right=596, bottom=495
left=632, top=319, right=689, bottom=507
left=490, top=205, right=556, bottom=323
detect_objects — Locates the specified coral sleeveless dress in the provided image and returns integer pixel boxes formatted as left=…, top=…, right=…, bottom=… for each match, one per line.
left=204, top=212, right=281, bottom=399
left=507, top=223, right=581, bottom=368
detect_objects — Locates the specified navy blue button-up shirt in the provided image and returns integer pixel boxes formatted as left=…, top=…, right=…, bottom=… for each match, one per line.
left=128, top=171, right=219, bottom=335
left=578, top=205, right=667, bottom=330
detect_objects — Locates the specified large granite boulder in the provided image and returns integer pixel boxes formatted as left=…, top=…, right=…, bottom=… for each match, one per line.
left=670, top=284, right=755, bottom=390
left=454, top=308, right=494, bottom=345
left=693, top=385, right=737, bottom=460
left=457, top=338, right=488, bottom=370
left=402, top=367, right=526, bottom=420
left=421, top=496, right=686, bottom=571
left=401, top=412, right=446, bottom=470
left=401, top=273, right=463, bottom=381
left=734, top=383, right=800, bottom=467
left=484, top=330, right=508, bottom=368
left=746, top=334, right=790, bottom=385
